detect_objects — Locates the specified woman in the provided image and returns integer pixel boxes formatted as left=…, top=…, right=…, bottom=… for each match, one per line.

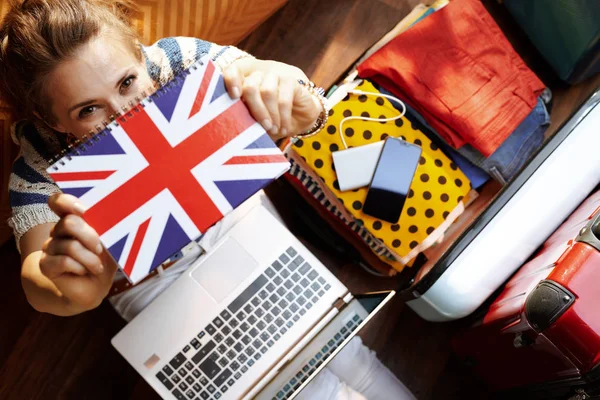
left=0, top=1, right=416, bottom=398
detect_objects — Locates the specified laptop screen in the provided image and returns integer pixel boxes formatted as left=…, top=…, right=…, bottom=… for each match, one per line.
left=256, top=291, right=395, bottom=400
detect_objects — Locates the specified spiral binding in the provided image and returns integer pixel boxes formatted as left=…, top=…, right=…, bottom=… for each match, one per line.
left=48, top=59, right=205, bottom=169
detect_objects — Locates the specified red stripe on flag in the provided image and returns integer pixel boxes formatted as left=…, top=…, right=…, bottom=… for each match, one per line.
left=84, top=102, right=254, bottom=236
left=225, top=154, right=288, bottom=165
left=189, top=61, right=216, bottom=119
left=50, top=170, right=116, bottom=182
left=122, top=218, right=151, bottom=277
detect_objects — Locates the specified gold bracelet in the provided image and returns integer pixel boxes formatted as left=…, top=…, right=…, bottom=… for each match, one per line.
left=295, top=79, right=329, bottom=139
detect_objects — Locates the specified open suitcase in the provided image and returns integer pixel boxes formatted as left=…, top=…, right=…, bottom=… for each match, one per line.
left=451, top=190, right=600, bottom=399
left=283, top=82, right=600, bottom=322
left=285, top=84, right=600, bottom=322
left=281, top=0, right=600, bottom=322
left=400, top=88, right=600, bottom=321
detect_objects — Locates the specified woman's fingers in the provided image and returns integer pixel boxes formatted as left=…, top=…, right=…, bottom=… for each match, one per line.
left=241, top=71, right=292, bottom=137
left=223, top=64, right=243, bottom=99
left=51, top=214, right=103, bottom=256
left=51, top=273, right=104, bottom=312
left=242, top=71, right=274, bottom=132
left=232, top=58, right=321, bottom=136
left=259, top=72, right=281, bottom=136
left=43, top=193, right=106, bottom=280
left=40, top=249, right=88, bottom=279
left=277, top=76, right=297, bottom=138
left=44, top=238, right=104, bottom=275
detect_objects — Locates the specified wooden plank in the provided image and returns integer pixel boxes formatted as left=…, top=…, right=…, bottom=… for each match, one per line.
left=125, top=0, right=288, bottom=46
left=239, top=0, right=414, bottom=89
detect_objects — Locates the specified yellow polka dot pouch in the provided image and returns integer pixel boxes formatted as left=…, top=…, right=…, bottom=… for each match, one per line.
left=292, top=80, right=472, bottom=263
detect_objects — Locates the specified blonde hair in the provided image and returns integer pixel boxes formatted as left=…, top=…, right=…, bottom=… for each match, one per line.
left=0, top=0, right=141, bottom=124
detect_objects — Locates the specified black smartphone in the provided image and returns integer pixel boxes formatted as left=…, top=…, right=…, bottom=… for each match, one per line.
left=362, top=137, right=422, bottom=223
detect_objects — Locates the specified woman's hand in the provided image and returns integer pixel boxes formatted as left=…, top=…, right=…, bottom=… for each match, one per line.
left=223, top=58, right=323, bottom=140
left=39, top=193, right=115, bottom=313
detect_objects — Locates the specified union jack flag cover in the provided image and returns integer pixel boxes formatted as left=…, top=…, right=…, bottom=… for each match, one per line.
left=47, top=57, right=290, bottom=283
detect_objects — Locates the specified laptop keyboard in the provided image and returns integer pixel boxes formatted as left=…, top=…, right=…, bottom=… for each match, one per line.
left=155, top=246, right=332, bottom=400
left=274, top=313, right=363, bottom=400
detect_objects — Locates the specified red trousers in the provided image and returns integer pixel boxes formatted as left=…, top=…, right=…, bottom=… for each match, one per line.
left=357, top=0, right=545, bottom=156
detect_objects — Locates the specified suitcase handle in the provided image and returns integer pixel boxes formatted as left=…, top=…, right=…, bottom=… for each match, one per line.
left=576, top=208, right=600, bottom=251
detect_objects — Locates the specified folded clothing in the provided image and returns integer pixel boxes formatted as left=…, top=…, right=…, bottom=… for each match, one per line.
left=289, top=80, right=473, bottom=267
left=457, top=97, right=550, bottom=184
left=376, top=84, right=490, bottom=190
left=377, top=82, right=549, bottom=186
left=357, top=0, right=546, bottom=157
left=349, top=0, right=448, bottom=83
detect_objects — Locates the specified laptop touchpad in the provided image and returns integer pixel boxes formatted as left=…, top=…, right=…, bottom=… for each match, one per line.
left=191, top=238, right=259, bottom=303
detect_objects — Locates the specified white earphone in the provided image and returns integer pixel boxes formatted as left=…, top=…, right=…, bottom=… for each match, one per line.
left=337, top=90, right=407, bottom=149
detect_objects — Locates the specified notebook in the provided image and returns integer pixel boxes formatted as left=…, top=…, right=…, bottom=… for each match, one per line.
left=46, top=56, right=290, bottom=284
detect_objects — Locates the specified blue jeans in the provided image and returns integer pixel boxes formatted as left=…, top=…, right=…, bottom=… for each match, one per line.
left=457, top=97, right=550, bottom=184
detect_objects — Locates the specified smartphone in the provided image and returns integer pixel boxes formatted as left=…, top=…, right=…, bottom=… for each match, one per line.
left=362, top=137, right=422, bottom=223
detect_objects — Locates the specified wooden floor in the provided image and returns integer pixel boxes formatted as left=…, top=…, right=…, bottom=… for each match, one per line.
left=1, top=0, right=599, bottom=399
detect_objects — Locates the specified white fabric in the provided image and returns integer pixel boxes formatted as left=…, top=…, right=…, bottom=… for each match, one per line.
left=297, top=367, right=367, bottom=400
left=297, top=337, right=417, bottom=400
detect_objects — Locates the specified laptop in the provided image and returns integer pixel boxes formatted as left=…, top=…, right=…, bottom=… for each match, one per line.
left=112, top=203, right=395, bottom=400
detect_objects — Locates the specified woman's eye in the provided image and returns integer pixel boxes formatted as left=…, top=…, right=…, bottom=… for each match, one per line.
left=78, top=106, right=97, bottom=119
left=120, top=75, right=137, bottom=93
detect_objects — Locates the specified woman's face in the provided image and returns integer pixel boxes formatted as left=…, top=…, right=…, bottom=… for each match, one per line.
left=45, top=34, right=154, bottom=138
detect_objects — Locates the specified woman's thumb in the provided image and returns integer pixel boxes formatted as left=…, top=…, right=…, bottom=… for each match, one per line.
left=48, top=193, right=87, bottom=217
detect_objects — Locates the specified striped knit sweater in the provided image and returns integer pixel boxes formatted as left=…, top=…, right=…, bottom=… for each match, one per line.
left=8, top=37, right=251, bottom=253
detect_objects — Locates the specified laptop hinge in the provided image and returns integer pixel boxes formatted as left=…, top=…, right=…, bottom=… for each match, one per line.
left=333, top=298, right=346, bottom=311
left=333, top=292, right=353, bottom=311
